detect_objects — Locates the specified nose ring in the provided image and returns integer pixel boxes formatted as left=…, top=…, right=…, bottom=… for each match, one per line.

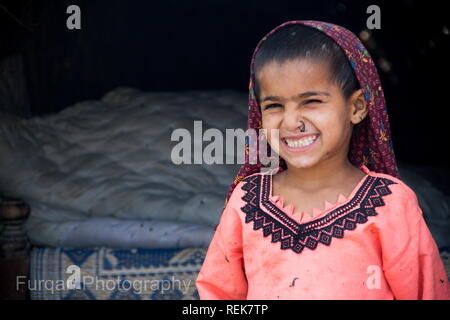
left=298, top=120, right=305, bottom=133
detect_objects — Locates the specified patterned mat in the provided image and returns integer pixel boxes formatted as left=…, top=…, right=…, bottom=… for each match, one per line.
left=29, top=247, right=206, bottom=300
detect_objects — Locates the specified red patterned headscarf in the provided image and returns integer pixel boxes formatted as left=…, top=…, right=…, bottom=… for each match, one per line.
left=224, top=20, right=399, bottom=209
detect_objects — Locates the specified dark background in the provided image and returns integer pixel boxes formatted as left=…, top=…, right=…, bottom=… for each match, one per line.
left=0, top=0, right=449, bottom=168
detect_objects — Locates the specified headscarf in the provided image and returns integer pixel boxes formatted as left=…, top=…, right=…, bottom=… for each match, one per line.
left=223, top=20, right=399, bottom=213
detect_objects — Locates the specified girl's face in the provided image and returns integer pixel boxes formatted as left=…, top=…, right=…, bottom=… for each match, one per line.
left=257, top=58, right=365, bottom=170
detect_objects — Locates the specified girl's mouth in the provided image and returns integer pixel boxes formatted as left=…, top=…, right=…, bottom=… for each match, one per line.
left=281, top=134, right=320, bottom=152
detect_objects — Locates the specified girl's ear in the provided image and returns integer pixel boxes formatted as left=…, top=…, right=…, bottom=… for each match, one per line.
left=349, top=89, right=368, bottom=124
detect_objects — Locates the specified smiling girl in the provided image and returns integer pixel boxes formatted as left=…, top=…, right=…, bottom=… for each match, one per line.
left=195, top=21, right=449, bottom=300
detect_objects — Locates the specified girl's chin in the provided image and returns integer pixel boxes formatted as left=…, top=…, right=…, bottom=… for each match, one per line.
left=283, top=156, right=319, bottom=169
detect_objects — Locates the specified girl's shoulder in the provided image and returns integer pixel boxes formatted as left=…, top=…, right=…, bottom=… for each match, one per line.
left=367, top=169, right=418, bottom=202
left=366, top=168, right=423, bottom=224
left=234, top=170, right=272, bottom=186
left=227, top=171, right=269, bottom=203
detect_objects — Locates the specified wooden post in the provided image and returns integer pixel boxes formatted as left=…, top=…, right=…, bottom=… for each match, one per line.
left=0, top=196, right=31, bottom=300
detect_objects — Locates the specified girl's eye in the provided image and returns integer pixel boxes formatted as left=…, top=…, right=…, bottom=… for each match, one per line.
left=263, top=103, right=282, bottom=110
left=305, top=99, right=322, bottom=104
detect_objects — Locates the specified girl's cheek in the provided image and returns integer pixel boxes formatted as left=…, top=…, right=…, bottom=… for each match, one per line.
left=311, top=108, right=343, bottom=131
left=300, top=112, right=325, bottom=133
left=262, top=113, right=283, bottom=129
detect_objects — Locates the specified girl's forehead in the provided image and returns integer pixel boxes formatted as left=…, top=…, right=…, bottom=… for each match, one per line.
left=258, top=59, right=329, bottom=77
left=257, top=59, right=335, bottom=93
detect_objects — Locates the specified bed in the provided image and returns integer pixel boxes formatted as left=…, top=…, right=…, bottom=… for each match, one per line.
left=0, top=87, right=448, bottom=299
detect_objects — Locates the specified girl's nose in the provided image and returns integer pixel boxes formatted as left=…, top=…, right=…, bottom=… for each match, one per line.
left=281, top=109, right=303, bottom=132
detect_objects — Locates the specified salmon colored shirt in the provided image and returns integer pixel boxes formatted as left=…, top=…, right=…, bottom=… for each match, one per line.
left=196, top=165, right=450, bottom=300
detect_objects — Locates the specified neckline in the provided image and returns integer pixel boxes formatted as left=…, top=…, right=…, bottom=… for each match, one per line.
left=265, top=165, right=372, bottom=225
left=240, top=165, right=396, bottom=254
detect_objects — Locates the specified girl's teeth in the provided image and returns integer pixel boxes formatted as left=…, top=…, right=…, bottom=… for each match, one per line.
left=285, top=136, right=317, bottom=148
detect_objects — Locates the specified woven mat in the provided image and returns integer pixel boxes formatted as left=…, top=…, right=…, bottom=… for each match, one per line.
left=29, top=247, right=206, bottom=300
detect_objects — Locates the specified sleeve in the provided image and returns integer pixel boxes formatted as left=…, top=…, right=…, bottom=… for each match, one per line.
left=379, top=184, right=450, bottom=300
left=195, top=192, right=248, bottom=300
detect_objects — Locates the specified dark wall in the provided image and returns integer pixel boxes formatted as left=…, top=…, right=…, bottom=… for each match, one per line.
left=1, top=0, right=449, bottom=168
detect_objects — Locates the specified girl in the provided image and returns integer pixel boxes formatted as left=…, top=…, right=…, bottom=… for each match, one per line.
left=195, top=21, right=450, bottom=300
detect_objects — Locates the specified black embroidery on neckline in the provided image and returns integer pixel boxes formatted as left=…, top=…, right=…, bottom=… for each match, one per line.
left=240, top=173, right=396, bottom=254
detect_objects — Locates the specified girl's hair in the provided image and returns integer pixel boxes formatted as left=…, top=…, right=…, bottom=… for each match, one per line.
left=253, top=25, right=360, bottom=101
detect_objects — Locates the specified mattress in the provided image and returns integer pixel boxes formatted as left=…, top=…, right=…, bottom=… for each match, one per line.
left=29, top=246, right=206, bottom=300
left=0, top=88, right=247, bottom=247
left=24, top=217, right=214, bottom=249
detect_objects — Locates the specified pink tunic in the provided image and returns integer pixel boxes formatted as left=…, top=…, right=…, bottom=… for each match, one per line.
left=196, top=165, right=450, bottom=300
